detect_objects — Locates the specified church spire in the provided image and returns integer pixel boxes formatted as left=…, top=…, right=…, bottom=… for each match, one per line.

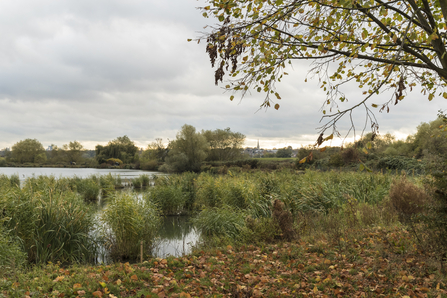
left=257, top=139, right=260, bottom=150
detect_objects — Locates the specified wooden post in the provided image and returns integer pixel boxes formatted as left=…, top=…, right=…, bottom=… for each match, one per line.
left=140, top=241, right=143, bottom=263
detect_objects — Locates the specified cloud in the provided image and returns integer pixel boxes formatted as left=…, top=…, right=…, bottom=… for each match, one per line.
left=0, top=0, right=443, bottom=150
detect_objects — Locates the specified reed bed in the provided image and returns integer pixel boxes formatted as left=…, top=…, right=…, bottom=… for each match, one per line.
left=100, top=191, right=161, bottom=261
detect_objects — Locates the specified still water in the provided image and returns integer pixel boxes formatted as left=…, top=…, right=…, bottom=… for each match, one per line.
left=0, top=167, right=159, bottom=181
left=0, top=167, right=200, bottom=259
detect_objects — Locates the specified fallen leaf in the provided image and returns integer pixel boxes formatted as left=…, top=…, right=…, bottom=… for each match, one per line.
left=92, top=291, right=103, bottom=297
left=53, top=276, right=64, bottom=282
left=131, top=275, right=138, bottom=281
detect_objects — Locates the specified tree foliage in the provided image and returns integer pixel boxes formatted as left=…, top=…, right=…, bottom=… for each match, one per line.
left=276, top=146, right=293, bottom=158
left=165, top=125, right=209, bottom=172
left=142, top=138, right=168, bottom=162
left=200, top=0, right=447, bottom=141
left=202, top=127, right=245, bottom=161
left=95, top=135, right=138, bottom=164
left=11, top=139, right=46, bottom=164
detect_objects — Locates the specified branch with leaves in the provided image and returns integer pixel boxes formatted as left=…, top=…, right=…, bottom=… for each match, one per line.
left=197, top=0, right=447, bottom=144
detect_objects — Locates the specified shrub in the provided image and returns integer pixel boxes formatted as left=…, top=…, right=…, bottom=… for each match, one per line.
left=101, top=192, right=161, bottom=261
left=388, top=177, right=428, bottom=223
left=141, top=160, right=159, bottom=171
left=239, top=216, right=280, bottom=244
left=341, top=148, right=359, bottom=164
left=328, top=153, right=344, bottom=167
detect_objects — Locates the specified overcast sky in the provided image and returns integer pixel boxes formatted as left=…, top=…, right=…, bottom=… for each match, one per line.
left=0, top=0, right=444, bottom=150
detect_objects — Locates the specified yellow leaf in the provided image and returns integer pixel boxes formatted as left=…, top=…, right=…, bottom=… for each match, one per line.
left=116, top=279, right=122, bottom=285
left=73, top=283, right=82, bottom=289
left=99, top=282, right=106, bottom=288
left=299, top=157, right=307, bottom=164
left=53, top=276, right=64, bottom=282
left=313, top=286, right=318, bottom=294
left=362, top=148, right=368, bottom=154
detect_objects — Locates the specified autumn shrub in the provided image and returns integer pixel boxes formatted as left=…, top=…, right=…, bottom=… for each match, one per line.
left=239, top=216, right=280, bottom=244
left=388, top=177, right=428, bottom=224
left=341, top=147, right=359, bottom=164
left=101, top=192, right=160, bottom=261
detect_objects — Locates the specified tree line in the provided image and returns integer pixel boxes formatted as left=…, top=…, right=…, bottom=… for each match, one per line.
left=0, top=125, right=246, bottom=172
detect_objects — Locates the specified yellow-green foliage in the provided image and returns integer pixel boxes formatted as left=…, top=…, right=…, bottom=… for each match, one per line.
left=100, top=192, right=160, bottom=261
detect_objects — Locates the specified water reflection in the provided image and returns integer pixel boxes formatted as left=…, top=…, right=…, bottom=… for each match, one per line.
left=153, top=216, right=199, bottom=258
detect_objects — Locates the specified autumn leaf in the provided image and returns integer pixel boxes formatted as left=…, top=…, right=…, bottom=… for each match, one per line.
left=53, top=276, right=64, bottom=282
left=73, top=283, right=82, bottom=289
left=92, top=291, right=103, bottom=297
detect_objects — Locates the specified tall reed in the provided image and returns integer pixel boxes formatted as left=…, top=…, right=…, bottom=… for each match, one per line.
left=0, top=184, right=97, bottom=264
left=100, top=191, right=161, bottom=261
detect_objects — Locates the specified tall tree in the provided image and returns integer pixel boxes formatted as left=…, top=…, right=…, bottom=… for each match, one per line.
left=202, top=127, right=245, bottom=161
left=165, top=124, right=209, bottom=172
left=95, top=135, right=138, bottom=164
left=62, top=141, right=84, bottom=164
left=11, top=139, right=46, bottom=163
left=199, top=0, right=447, bottom=142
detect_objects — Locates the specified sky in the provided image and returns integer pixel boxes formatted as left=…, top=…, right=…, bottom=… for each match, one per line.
left=0, top=0, right=444, bottom=150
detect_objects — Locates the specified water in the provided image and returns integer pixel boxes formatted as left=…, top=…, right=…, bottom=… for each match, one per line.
left=0, top=167, right=160, bottom=181
left=153, top=216, right=199, bottom=258
left=0, top=167, right=200, bottom=259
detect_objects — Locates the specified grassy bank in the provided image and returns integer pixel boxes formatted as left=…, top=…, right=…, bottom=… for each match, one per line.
left=1, top=224, right=447, bottom=297
left=1, top=169, right=447, bottom=297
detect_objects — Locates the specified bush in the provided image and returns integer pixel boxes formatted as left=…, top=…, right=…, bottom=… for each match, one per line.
left=341, top=148, right=359, bottom=164
left=388, top=177, right=428, bottom=223
left=239, top=216, right=280, bottom=244
left=328, top=153, right=344, bottom=167
left=141, top=160, right=159, bottom=171
left=101, top=192, right=161, bottom=261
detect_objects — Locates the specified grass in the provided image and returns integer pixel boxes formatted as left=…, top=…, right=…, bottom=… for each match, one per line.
left=2, top=169, right=445, bottom=297
left=2, top=224, right=447, bottom=297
